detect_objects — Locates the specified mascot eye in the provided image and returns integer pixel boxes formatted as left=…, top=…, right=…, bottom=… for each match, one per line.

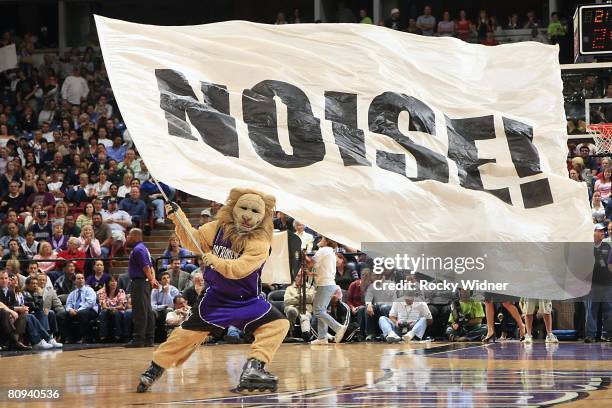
left=252, top=209, right=259, bottom=214
left=240, top=206, right=247, bottom=210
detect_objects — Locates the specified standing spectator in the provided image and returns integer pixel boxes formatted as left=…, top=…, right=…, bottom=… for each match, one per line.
left=283, top=270, right=315, bottom=339
left=547, top=12, right=566, bottom=44
left=63, top=272, right=98, bottom=343
left=86, top=259, right=110, bottom=293
left=125, top=228, right=158, bottom=348
left=384, top=8, right=405, bottom=31
left=379, top=297, right=432, bottom=343
left=416, top=6, right=436, bottom=36
left=359, top=9, right=373, bottom=24
left=61, top=68, right=89, bottom=106
left=522, top=299, right=558, bottom=343
left=437, top=11, right=455, bottom=37
left=476, top=10, right=490, bottom=42
left=293, top=220, right=314, bottom=252
left=166, top=258, right=192, bottom=293
left=305, top=236, right=347, bottom=344
left=507, top=13, right=520, bottom=29
left=584, top=223, right=612, bottom=342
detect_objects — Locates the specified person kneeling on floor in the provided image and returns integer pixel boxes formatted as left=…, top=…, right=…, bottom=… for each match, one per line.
left=446, top=289, right=487, bottom=342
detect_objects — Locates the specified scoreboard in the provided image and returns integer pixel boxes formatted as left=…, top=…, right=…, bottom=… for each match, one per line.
left=575, top=3, right=612, bottom=60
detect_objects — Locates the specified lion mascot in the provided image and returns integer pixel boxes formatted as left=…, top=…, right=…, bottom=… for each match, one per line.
left=137, top=188, right=289, bottom=393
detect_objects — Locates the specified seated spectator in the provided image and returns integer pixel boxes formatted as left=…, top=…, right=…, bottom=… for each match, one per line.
left=347, top=277, right=366, bottom=333
left=107, top=136, right=127, bottom=163
left=34, top=241, right=59, bottom=281
left=92, top=171, right=111, bottom=198
left=283, top=270, right=315, bottom=339
left=379, top=297, right=432, bottom=343
left=165, top=294, right=190, bottom=334
left=0, top=270, right=30, bottom=350
left=105, top=183, right=120, bottom=205
left=22, top=230, right=39, bottom=257
left=63, top=272, right=98, bottom=343
left=273, top=211, right=294, bottom=232
left=26, top=179, right=55, bottom=213
left=594, top=169, right=612, bottom=205
left=54, top=261, right=77, bottom=296
left=28, top=209, right=52, bottom=242
left=160, top=233, right=196, bottom=273
left=101, top=197, right=131, bottom=255
left=456, top=10, right=472, bottom=41
left=446, top=289, right=488, bottom=341
left=65, top=173, right=94, bottom=205
left=86, top=259, right=110, bottom=292
left=183, top=271, right=205, bottom=308
left=481, top=31, right=499, bottom=46
left=139, top=177, right=170, bottom=225
left=56, top=237, right=86, bottom=274
left=92, top=212, right=112, bottom=258
left=1, top=239, right=29, bottom=273
left=46, top=169, right=66, bottom=203
left=117, top=172, right=133, bottom=198
left=167, top=257, right=192, bottom=292
left=1, top=180, right=27, bottom=214
left=23, top=276, right=62, bottom=349
left=51, top=200, right=69, bottom=225
left=364, top=269, right=397, bottom=340
left=592, top=191, right=607, bottom=223
left=97, top=275, right=130, bottom=342
left=119, top=186, right=147, bottom=228
left=335, top=253, right=358, bottom=290
left=63, top=214, right=81, bottom=237
left=0, top=222, right=27, bottom=254
left=198, top=208, right=212, bottom=227
left=117, top=148, right=141, bottom=175
left=92, top=197, right=105, bottom=214
left=35, top=272, right=65, bottom=341
left=0, top=162, right=22, bottom=199
left=151, top=272, right=179, bottom=342
left=50, top=221, right=68, bottom=251
left=76, top=202, right=95, bottom=229
left=79, top=225, right=102, bottom=275
left=0, top=210, right=26, bottom=236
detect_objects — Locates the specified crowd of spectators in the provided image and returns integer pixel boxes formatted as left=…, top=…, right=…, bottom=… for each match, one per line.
left=273, top=5, right=566, bottom=46
left=0, top=31, right=181, bottom=350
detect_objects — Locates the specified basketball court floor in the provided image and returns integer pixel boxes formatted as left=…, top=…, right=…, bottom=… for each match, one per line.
left=2, top=341, right=611, bottom=407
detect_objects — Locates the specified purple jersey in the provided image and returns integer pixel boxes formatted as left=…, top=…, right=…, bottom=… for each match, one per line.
left=198, top=227, right=271, bottom=331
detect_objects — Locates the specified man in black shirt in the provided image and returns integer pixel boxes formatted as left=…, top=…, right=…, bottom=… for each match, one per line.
left=0, top=181, right=27, bottom=214
left=585, top=223, right=612, bottom=342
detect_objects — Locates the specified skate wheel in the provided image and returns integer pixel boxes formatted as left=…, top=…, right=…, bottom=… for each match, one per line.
left=136, top=383, right=147, bottom=393
left=236, top=386, right=244, bottom=392
left=248, top=387, right=254, bottom=392
left=270, top=386, right=277, bottom=392
left=259, top=388, right=266, bottom=392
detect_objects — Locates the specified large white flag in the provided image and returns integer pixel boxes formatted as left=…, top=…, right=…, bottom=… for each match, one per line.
left=95, top=16, right=591, bottom=250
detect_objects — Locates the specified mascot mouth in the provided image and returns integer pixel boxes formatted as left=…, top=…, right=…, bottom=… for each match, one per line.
left=241, top=222, right=253, bottom=229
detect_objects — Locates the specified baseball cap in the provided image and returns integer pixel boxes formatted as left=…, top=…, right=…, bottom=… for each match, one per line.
left=595, top=223, right=606, bottom=231
left=200, top=209, right=212, bottom=217
left=108, top=198, right=118, bottom=204
left=39, top=211, right=48, bottom=217
left=390, top=8, right=400, bottom=15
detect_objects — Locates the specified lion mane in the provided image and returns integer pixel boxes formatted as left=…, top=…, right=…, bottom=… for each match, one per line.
left=215, top=187, right=276, bottom=253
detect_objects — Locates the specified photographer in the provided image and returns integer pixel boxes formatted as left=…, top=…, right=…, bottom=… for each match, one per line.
left=378, top=296, right=432, bottom=343
left=446, top=289, right=487, bottom=341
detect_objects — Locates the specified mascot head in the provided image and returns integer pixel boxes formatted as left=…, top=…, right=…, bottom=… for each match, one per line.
left=216, top=188, right=276, bottom=252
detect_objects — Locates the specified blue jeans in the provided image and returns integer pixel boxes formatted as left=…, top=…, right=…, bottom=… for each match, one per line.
left=99, top=309, right=127, bottom=338
left=100, top=246, right=110, bottom=258
left=584, top=287, right=612, bottom=338
left=26, top=314, right=51, bottom=344
left=313, top=285, right=343, bottom=340
left=365, top=303, right=392, bottom=336
left=152, top=199, right=164, bottom=219
left=379, top=316, right=428, bottom=339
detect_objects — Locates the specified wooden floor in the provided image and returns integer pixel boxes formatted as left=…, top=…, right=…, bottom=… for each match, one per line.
left=1, top=341, right=611, bottom=407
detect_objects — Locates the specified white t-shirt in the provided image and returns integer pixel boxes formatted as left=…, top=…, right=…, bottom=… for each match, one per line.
left=313, top=246, right=336, bottom=287
left=389, top=301, right=432, bottom=324
left=101, top=209, right=132, bottom=232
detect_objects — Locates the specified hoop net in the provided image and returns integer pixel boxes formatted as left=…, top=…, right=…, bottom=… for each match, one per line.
left=587, top=124, right=612, bottom=155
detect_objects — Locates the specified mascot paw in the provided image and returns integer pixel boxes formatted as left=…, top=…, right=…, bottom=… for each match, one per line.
left=202, top=252, right=218, bottom=267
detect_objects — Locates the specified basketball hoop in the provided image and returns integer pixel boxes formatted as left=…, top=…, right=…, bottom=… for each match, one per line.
left=587, top=124, right=612, bottom=155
